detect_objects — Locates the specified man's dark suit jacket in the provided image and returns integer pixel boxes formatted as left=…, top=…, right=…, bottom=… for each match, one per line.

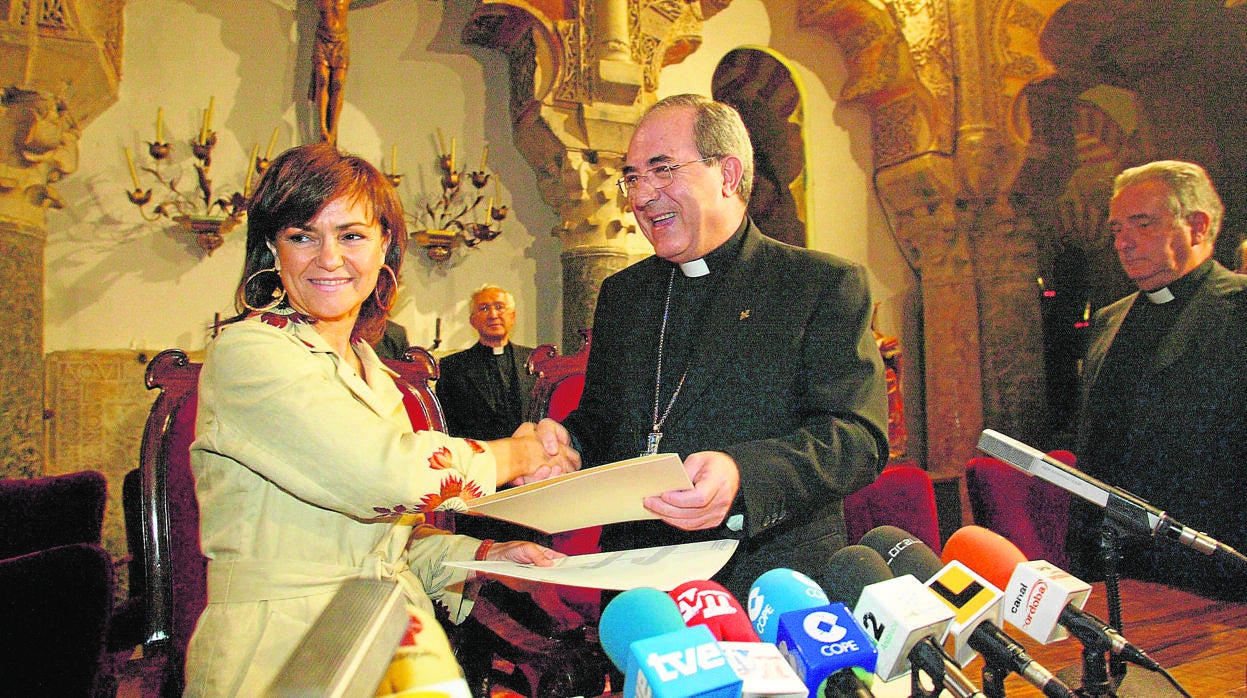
left=1069, top=260, right=1247, bottom=600
left=561, top=221, right=890, bottom=600
left=436, top=342, right=535, bottom=441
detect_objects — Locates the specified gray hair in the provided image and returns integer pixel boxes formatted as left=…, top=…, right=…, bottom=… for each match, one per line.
left=1114, top=160, right=1224, bottom=242
left=643, top=94, right=755, bottom=205
left=470, top=284, right=515, bottom=310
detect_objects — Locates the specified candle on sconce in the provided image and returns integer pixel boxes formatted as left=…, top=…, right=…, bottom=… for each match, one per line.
left=125, top=147, right=140, bottom=189
left=200, top=96, right=215, bottom=143
left=156, top=108, right=164, bottom=142
left=450, top=137, right=456, bottom=170
left=244, top=144, right=259, bottom=194
left=486, top=196, right=494, bottom=216
left=480, top=144, right=489, bottom=171
left=390, top=145, right=398, bottom=176
left=265, top=127, right=279, bottom=160
left=436, top=128, right=446, bottom=154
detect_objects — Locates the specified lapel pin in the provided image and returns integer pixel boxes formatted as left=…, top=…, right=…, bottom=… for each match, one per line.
left=739, top=309, right=751, bottom=321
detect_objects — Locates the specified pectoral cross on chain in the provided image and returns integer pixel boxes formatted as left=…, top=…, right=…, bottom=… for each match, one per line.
left=646, top=431, right=663, bottom=456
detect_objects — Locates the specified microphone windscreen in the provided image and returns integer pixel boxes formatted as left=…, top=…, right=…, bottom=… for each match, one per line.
left=598, top=587, right=686, bottom=671
left=669, top=580, right=761, bottom=642
left=822, top=545, right=893, bottom=607
left=941, top=525, right=1028, bottom=590
left=747, top=568, right=829, bottom=643
left=859, top=525, right=943, bottom=580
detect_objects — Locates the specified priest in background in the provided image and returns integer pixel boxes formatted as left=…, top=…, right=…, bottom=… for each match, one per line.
left=437, top=285, right=536, bottom=441
left=1068, top=159, right=1247, bottom=601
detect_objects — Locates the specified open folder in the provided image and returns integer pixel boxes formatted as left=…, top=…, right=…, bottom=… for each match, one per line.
left=462, top=452, right=692, bottom=534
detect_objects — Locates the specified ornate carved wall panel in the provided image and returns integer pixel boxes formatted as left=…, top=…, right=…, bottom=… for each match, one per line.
left=0, top=223, right=44, bottom=479
left=0, top=0, right=121, bottom=477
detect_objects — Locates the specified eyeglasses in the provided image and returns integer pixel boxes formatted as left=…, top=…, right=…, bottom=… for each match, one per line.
left=616, top=157, right=717, bottom=197
left=473, top=302, right=512, bottom=315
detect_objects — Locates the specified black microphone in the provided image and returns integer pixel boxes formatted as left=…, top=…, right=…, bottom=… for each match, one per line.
left=978, top=429, right=1247, bottom=567
left=823, top=545, right=895, bottom=608
left=860, top=526, right=1076, bottom=698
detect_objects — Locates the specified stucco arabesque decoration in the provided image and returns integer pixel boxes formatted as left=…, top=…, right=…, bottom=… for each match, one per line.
left=797, top=0, right=1073, bottom=475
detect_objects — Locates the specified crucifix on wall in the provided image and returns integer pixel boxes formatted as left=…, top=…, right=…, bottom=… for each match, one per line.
left=309, top=0, right=350, bottom=145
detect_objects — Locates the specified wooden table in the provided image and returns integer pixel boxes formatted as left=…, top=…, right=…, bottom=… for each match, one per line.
left=959, top=579, right=1247, bottom=698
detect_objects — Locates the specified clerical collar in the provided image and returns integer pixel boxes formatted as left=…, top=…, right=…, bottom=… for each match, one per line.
left=1142, top=259, right=1213, bottom=306
left=487, top=344, right=506, bottom=356
left=680, top=259, right=709, bottom=277
left=675, top=217, right=749, bottom=278
left=1144, top=287, right=1174, bottom=305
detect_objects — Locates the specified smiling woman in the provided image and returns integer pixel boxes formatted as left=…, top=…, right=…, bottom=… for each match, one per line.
left=183, top=143, right=581, bottom=697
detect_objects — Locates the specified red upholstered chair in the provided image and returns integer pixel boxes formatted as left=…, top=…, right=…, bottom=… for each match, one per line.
left=526, top=329, right=591, bottom=423
left=0, top=471, right=116, bottom=697
left=843, top=462, right=942, bottom=554
left=965, top=452, right=1072, bottom=568
left=383, top=345, right=446, bottom=432
left=119, top=349, right=205, bottom=697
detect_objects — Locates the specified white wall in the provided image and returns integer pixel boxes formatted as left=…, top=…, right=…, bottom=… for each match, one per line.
left=46, top=0, right=560, bottom=355
left=45, top=0, right=918, bottom=433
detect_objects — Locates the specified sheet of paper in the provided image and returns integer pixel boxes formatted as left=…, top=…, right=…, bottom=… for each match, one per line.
left=462, top=452, right=691, bottom=534
left=444, top=539, right=740, bottom=591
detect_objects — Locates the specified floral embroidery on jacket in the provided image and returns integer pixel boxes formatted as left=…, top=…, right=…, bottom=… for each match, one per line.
left=428, top=447, right=454, bottom=470
left=371, top=474, right=484, bottom=516
left=419, top=474, right=485, bottom=511
left=465, top=439, right=485, bottom=454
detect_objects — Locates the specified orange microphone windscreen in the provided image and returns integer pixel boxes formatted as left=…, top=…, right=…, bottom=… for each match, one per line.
left=941, top=525, right=1028, bottom=590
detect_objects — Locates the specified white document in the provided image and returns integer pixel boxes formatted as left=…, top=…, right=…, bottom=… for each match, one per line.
left=444, top=539, right=740, bottom=591
left=462, top=452, right=691, bottom=534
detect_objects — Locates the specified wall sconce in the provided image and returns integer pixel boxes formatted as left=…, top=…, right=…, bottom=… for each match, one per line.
left=390, top=133, right=508, bottom=264
left=123, top=99, right=264, bottom=256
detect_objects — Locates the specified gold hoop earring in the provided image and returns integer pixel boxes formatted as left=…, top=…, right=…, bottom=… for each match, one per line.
left=373, top=264, right=399, bottom=309
left=239, top=267, right=287, bottom=313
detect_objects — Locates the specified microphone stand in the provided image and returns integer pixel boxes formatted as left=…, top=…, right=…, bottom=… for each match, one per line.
left=979, top=659, right=1008, bottom=698
left=1088, top=519, right=1128, bottom=696
left=908, top=638, right=949, bottom=698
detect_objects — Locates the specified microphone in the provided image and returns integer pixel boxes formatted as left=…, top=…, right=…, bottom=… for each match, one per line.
left=774, top=601, right=878, bottom=697
left=599, top=587, right=743, bottom=697
left=943, top=525, right=1161, bottom=671
left=827, top=545, right=985, bottom=698
left=860, top=526, right=1076, bottom=698
left=671, top=580, right=762, bottom=642
left=672, top=581, right=808, bottom=697
left=978, top=429, right=1247, bottom=566
left=823, top=545, right=896, bottom=607
left=747, top=568, right=829, bottom=643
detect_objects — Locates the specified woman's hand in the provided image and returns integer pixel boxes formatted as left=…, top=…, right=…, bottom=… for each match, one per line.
left=479, top=541, right=582, bottom=631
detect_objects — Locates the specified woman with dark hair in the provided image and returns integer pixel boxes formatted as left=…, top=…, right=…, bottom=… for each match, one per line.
left=185, top=143, right=578, bottom=696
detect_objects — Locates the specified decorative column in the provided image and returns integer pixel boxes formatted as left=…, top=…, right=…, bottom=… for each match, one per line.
left=0, top=1, right=124, bottom=477
left=464, top=0, right=713, bottom=349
